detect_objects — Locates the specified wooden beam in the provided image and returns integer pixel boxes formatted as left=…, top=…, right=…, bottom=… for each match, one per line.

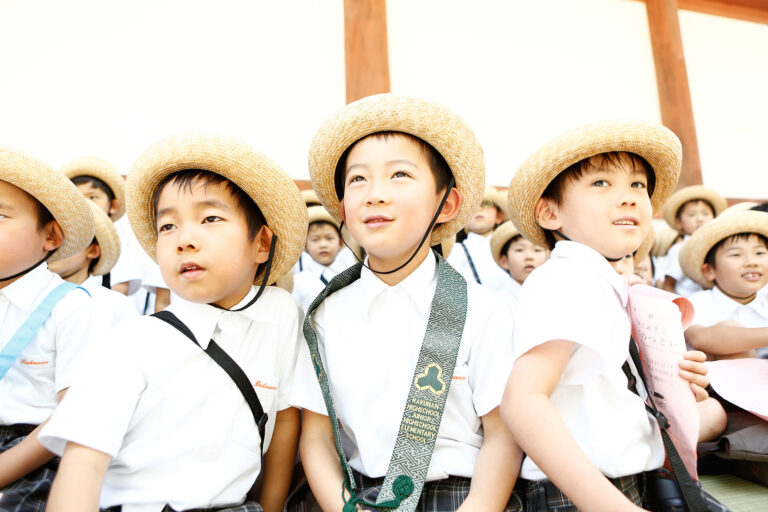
left=344, top=0, right=390, bottom=104
left=677, top=0, right=768, bottom=25
left=646, top=0, right=703, bottom=188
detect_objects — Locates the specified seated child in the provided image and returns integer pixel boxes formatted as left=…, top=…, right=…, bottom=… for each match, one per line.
left=40, top=134, right=307, bottom=512
left=0, top=148, right=97, bottom=511
left=292, top=206, right=347, bottom=312
left=490, top=219, right=549, bottom=307
left=447, top=186, right=511, bottom=293
left=661, top=185, right=726, bottom=296
left=681, top=210, right=768, bottom=360
left=292, top=94, right=522, bottom=511
left=48, top=202, right=137, bottom=329
left=501, top=121, right=716, bottom=510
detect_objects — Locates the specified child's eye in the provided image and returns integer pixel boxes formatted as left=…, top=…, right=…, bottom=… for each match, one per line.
left=393, top=170, right=410, bottom=179
left=203, top=216, right=222, bottom=223
left=347, top=175, right=365, bottom=185
left=631, top=181, right=647, bottom=189
left=158, top=223, right=175, bottom=233
left=592, top=179, right=609, bottom=187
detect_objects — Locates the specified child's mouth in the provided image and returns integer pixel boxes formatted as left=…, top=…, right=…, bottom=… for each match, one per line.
left=363, top=215, right=392, bottom=227
left=179, top=262, right=205, bottom=279
left=612, top=217, right=638, bottom=227
left=742, top=272, right=762, bottom=282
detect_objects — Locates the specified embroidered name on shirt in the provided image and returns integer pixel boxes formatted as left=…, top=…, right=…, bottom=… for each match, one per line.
left=253, top=380, right=277, bottom=390
left=20, top=358, right=50, bottom=366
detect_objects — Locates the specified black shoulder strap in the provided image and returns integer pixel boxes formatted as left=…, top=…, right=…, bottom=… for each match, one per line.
left=460, top=241, right=482, bottom=284
left=153, top=310, right=268, bottom=454
left=623, top=337, right=710, bottom=512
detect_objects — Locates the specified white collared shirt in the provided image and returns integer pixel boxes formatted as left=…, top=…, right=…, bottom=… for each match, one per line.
left=447, top=232, right=511, bottom=294
left=40, top=286, right=303, bottom=512
left=664, top=239, right=703, bottom=297
left=292, top=254, right=350, bottom=313
left=513, top=241, right=664, bottom=480
left=290, top=254, right=515, bottom=481
left=81, top=275, right=139, bottom=329
left=0, top=264, right=96, bottom=425
left=688, top=286, right=768, bottom=357
left=291, top=247, right=357, bottom=275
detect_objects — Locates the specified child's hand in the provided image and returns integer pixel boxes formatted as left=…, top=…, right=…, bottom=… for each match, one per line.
left=679, top=350, right=709, bottom=402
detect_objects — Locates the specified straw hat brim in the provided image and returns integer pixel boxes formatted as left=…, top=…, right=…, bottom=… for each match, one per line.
left=662, top=185, right=727, bottom=230
left=720, top=201, right=758, bottom=217
left=487, top=187, right=509, bottom=220
left=490, top=220, right=522, bottom=268
left=308, top=94, right=485, bottom=245
left=62, top=156, right=127, bottom=220
left=437, top=234, right=456, bottom=259
left=89, top=202, right=121, bottom=276
left=508, top=120, right=682, bottom=248
left=680, top=211, right=768, bottom=288
left=301, top=189, right=321, bottom=206
left=634, top=224, right=655, bottom=264
left=307, top=206, right=340, bottom=229
left=1, top=148, right=95, bottom=262
left=273, top=272, right=294, bottom=293
left=125, top=134, right=308, bottom=285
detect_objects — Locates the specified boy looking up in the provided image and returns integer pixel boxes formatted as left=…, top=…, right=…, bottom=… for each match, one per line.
left=41, top=135, right=308, bottom=512
left=501, top=121, right=715, bottom=511
left=0, top=149, right=96, bottom=511
left=292, top=94, right=521, bottom=512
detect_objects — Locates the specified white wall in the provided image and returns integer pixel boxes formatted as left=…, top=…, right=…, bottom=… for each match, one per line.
left=0, top=0, right=765, bottom=198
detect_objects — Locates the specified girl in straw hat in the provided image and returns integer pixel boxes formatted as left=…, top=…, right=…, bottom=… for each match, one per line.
left=0, top=148, right=98, bottom=512
left=293, top=94, right=522, bottom=512
left=501, top=121, right=724, bottom=511
left=41, top=134, right=308, bottom=512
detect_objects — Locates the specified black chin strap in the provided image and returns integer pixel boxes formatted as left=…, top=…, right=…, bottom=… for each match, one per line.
left=210, top=234, right=278, bottom=312
left=551, top=230, right=625, bottom=262
left=0, top=251, right=56, bottom=282
left=338, top=179, right=455, bottom=276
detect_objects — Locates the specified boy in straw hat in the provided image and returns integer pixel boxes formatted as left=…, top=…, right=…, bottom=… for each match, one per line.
left=447, top=186, right=510, bottom=293
left=292, top=206, right=348, bottom=312
left=501, top=121, right=718, bottom=511
left=63, top=156, right=170, bottom=314
left=660, top=185, right=727, bottom=297
left=291, top=94, right=521, bottom=512
left=48, top=202, right=137, bottom=330
left=40, top=134, right=308, bottom=512
left=0, top=149, right=97, bottom=511
left=489, top=220, right=549, bottom=308
left=681, top=210, right=768, bottom=360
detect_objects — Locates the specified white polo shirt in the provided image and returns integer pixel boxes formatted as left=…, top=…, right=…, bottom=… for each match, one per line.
left=39, top=286, right=303, bottom=512
left=290, top=253, right=515, bottom=482
left=513, top=241, right=665, bottom=480
left=664, top=239, right=703, bottom=297
left=0, top=264, right=96, bottom=426
left=292, top=255, right=349, bottom=313
left=292, top=247, right=357, bottom=275
left=447, top=232, right=511, bottom=294
left=688, top=286, right=768, bottom=357
left=81, top=275, right=139, bottom=328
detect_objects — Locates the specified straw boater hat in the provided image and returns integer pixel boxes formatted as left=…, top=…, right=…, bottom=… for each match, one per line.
left=437, top=234, right=456, bottom=259
left=651, top=221, right=680, bottom=257
left=634, top=224, right=655, bottom=264
left=307, top=205, right=339, bottom=229
left=274, top=272, right=294, bottom=293
left=662, top=185, right=727, bottom=230
left=483, top=186, right=509, bottom=220
left=679, top=210, right=768, bottom=289
left=61, top=156, right=127, bottom=220
left=490, top=220, right=522, bottom=269
left=308, top=93, right=485, bottom=245
left=126, top=134, right=308, bottom=285
left=508, top=120, right=682, bottom=248
left=720, top=201, right=758, bottom=217
left=301, top=188, right=322, bottom=207
left=0, top=147, right=95, bottom=262
left=88, top=202, right=121, bottom=276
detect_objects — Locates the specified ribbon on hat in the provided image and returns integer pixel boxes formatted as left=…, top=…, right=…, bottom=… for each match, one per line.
left=303, top=251, right=468, bottom=511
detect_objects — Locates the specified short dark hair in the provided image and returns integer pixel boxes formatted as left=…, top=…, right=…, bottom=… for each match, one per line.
left=153, top=169, right=266, bottom=240
left=71, top=175, right=116, bottom=203
left=751, top=202, right=768, bottom=213
left=500, top=234, right=524, bottom=259
left=333, top=131, right=454, bottom=201
left=540, top=151, right=655, bottom=249
left=308, top=219, right=342, bottom=238
left=675, top=199, right=715, bottom=220
left=704, top=233, right=768, bottom=268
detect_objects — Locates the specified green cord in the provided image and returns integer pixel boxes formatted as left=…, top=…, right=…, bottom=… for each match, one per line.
left=342, top=474, right=414, bottom=511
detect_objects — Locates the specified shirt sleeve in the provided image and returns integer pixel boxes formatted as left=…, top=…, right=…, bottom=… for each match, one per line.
left=663, top=243, right=685, bottom=281
left=275, top=296, right=304, bottom=411
left=287, top=303, right=328, bottom=415
left=40, top=327, right=146, bottom=458
left=52, top=289, right=99, bottom=393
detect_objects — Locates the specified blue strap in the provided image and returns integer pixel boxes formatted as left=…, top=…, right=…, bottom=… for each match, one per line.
left=0, top=282, right=80, bottom=380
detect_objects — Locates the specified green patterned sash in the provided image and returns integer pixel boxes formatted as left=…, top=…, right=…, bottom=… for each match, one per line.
left=303, top=252, right=468, bottom=511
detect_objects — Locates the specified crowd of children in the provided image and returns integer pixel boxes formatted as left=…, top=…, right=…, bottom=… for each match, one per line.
left=1, top=93, right=765, bottom=512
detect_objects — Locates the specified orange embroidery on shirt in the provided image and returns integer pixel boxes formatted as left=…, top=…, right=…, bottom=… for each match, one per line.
left=253, top=380, right=277, bottom=390
left=452, top=375, right=467, bottom=381
left=20, top=359, right=49, bottom=366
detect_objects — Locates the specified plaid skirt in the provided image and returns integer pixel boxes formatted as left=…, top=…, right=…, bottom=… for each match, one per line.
left=0, top=424, right=57, bottom=512
left=352, top=470, right=524, bottom=512
left=521, top=473, right=644, bottom=512
left=102, top=502, right=262, bottom=512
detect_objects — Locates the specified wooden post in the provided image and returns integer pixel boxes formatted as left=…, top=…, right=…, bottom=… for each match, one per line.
left=646, top=0, right=703, bottom=188
left=344, top=0, right=390, bottom=104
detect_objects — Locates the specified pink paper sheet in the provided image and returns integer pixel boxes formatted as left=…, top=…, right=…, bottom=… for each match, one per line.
left=706, top=359, right=768, bottom=421
left=628, top=284, right=700, bottom=479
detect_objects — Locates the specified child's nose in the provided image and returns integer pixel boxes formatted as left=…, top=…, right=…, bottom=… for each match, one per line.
left=366, top=179, right=389, bottom=204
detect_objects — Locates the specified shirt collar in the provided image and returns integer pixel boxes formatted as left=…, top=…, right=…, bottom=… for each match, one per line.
left=551, top=240, right=629, bottom=306
left=710, top=285, right=767, bottom=318
left=359, top=252, right=438, bottom=319
left=0, top=263, right=59, bottom=313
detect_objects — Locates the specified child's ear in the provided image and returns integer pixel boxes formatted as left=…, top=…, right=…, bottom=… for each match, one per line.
left=674, top=217, right=683, bottom=232
left=42, top=221, right=64, bottom=252
left=494, top=207, right=504, bottom=224
left=534, top=198, right=561, bottom=231
left=701, top=262, right=717, bottom=283
left=499, top=253, right=510, bottom=271
left=436, top=187, right=462, bottom=224
left=253, top=225, right=274, bottom=264
left=85, top=243, right=101, bottom=262
left=109, top=199, right=120, bottom=218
